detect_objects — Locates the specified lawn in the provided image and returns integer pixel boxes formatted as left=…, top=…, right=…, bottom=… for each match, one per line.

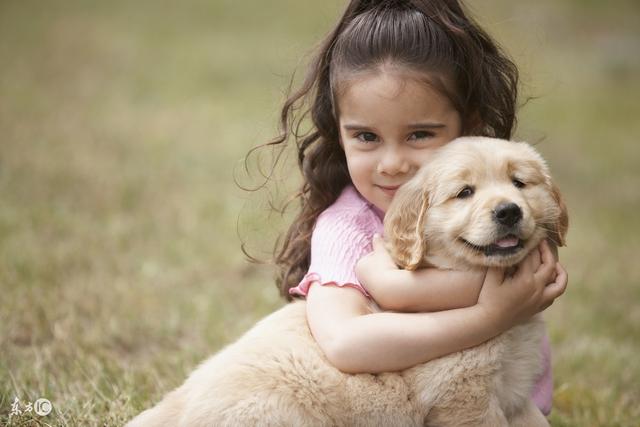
left=1, top=0, right=638, bottom=425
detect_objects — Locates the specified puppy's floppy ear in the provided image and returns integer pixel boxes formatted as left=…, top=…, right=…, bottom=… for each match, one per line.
left=384, top=178, right=430, bottom=270
left=549, top=182, right=569, bottom=247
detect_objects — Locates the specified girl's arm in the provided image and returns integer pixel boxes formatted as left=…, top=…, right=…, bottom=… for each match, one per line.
left=307, top=240, right=567, bottom=374
left=356, top=235, right=485, bottom=312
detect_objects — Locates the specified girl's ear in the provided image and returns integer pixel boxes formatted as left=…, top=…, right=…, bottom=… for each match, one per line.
left=384, top=177, right=430, bottom=270
left=549, top=182, right=569, bottom=247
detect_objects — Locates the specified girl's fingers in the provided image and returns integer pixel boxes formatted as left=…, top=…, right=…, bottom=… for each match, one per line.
left=540, top=240, right=555, bottom=267
left=534, top=240, right=556, bottom=282
left=484, top=267, right=505, bottom=286
left=530, top=242, right=542, bottom=271
left=542, top=263, right=568, bottom=301
left=516, top=250, right=535, bottom=278
left=531, top=250, right=541, bottom=271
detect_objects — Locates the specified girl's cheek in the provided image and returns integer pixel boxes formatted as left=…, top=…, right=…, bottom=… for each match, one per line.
left=346, top=154, right=373, bottom=170
left=344, top=143, right=372, bottom=159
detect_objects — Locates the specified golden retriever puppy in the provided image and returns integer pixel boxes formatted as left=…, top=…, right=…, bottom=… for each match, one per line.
left=127, top=137, right=567, bottom=427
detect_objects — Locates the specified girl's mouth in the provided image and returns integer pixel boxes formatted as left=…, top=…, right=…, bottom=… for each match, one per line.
left=377, top=185, right=401, bottom=196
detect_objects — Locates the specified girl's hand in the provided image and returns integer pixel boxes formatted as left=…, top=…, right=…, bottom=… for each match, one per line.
left=478, top=240, right=568, bottom=333
left=355, top=234, right=399, bottom=290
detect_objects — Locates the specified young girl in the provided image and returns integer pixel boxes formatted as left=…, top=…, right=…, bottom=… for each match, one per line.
left=262, top=0, right=567, bottom=417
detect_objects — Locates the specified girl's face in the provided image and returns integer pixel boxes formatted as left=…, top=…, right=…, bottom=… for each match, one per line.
left=337, top=71, right=462, bottom=212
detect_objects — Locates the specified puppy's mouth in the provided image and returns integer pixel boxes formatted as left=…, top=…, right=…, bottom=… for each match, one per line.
left=460, top=235, right=524, bottom=257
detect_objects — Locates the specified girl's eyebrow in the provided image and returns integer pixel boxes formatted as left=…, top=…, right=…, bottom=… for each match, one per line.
left=342, top=122, right=446, bottom=130
left=407, top=122, right=447, bottom=129
left=342, top=124, right=374, bottom=131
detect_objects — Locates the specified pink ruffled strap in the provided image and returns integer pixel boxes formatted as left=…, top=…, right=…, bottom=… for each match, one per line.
left=289, top=272, right=370, bottom=298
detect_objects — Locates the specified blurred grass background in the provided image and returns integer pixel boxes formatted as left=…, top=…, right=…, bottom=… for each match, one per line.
left=0, top=0, right=638, bottom=425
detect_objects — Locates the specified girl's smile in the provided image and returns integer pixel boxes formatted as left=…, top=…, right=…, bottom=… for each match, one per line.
left=337, top=70, right=462, bottom=213
left=377, top=184, right=401, bottom=197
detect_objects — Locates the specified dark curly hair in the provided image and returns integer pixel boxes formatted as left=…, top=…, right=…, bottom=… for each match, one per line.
left=246, top=0, right=520, bottom=300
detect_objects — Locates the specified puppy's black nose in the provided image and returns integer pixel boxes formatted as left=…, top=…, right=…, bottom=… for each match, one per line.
left=493, top=202, right=522, bottom=227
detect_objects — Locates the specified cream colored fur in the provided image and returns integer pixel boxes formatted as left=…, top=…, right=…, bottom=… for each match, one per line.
left=127, top=137, right=567, bottom=427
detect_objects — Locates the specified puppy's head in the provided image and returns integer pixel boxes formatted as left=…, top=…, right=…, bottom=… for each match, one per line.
left=385, top=137, right=568, bottom=269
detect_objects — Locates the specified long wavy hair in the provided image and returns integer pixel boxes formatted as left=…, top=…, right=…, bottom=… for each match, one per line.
left=248, top=0, right=520, bottom=300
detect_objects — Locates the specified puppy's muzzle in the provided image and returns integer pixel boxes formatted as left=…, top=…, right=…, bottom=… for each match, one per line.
left=493, top=202, right=522, bottom=227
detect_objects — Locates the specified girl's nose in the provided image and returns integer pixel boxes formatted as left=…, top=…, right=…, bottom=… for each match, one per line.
left=377, top=147, right=410, bottom=176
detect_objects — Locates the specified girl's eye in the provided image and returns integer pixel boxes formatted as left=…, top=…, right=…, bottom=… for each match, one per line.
left=409, top=131, right=434, bottom=141
left=456, top=186, right=475, bottom=199
left=512, top=178, right=526, bottom=189
left=355, top=132, right=378, bottom=143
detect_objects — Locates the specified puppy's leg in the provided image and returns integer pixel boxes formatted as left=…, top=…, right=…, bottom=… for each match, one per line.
left=509, top=400, right=550, bottom=427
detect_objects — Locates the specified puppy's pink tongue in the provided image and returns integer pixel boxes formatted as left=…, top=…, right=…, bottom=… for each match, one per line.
left=495, top=236, right=519, bottom=248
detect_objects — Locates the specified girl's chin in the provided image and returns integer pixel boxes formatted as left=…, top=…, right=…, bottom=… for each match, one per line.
left=371, top=197, right=390, bottom=214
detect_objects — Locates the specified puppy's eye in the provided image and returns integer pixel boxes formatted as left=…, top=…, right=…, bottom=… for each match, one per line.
left=456, top=186, right=475, bottom=199
left=512, top=178, right=526, bottom=189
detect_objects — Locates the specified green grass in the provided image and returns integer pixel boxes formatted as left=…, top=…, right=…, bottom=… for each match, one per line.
left=1, top=0, right=639, bottom=425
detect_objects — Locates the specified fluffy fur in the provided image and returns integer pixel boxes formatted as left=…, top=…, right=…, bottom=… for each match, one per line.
left=127, top=137, right=567, bottom=427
